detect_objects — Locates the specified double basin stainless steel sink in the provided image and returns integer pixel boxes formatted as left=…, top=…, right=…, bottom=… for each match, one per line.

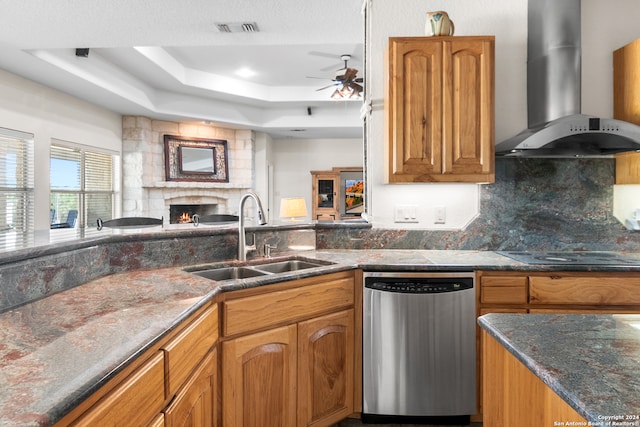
left=185, top=258, right=334, bottom=282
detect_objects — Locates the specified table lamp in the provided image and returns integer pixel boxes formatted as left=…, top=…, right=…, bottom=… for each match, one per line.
left=279, top=197, right=308, bottom=221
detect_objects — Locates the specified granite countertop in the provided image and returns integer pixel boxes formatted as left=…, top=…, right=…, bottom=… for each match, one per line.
left=2, top=249, right=640, bottom=426
left=479, top=313, right=640, bottom=424
left=0, top=267, right=219, bottom=427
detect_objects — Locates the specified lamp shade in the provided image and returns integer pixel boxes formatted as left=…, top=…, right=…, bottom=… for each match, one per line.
left=279, top=197, right=308, bottom=221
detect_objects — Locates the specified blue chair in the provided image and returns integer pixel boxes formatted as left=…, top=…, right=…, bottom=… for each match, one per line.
left=66, top=210, right=78, bottom=227
left=50, top=209, right=78, bottom=229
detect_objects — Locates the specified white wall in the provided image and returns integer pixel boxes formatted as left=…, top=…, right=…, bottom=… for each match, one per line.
left=271, top=138, right=362, bottom=221
left=365, top=0, right=640, bottom=229
left=0, top=69, right=122, bottom=237
left=254, top=131, right=275, bottom=221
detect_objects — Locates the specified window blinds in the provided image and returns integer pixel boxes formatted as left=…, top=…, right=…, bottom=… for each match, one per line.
left=50, top=142, right=118, bottom=239
left=0, top=128, right=35, bottom=251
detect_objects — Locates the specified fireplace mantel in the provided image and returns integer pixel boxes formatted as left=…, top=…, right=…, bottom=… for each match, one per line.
left=144, top=182, right=249, bottom=190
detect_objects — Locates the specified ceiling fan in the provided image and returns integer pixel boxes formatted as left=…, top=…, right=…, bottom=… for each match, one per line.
left=312, top=54, right=363, bottom=99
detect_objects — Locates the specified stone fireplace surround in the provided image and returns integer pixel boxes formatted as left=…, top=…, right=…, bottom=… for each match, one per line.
left=122, top=116, right=254, bottom=224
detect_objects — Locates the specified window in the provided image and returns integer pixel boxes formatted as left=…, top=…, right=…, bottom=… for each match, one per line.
left=0, top=128, right=34, bottom=251
left=50, top=141, right=119, bottom=241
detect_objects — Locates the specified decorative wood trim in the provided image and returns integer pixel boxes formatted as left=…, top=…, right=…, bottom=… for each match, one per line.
left=164, top=134, right=229, bottom=182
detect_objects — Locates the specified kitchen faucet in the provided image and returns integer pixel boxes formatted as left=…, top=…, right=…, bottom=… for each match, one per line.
left=238, top=191, right=267, bottom=261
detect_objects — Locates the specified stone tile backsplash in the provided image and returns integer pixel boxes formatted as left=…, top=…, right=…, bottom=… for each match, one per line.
left=317, top=158, right=640, bottom=252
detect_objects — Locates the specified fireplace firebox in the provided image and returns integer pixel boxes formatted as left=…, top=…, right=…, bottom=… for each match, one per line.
left=169, top=204, right=218, bottom=224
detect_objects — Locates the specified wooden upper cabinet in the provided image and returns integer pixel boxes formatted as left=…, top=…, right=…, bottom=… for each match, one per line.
left=614, top=38, right=640, bottom=184
left=385, top=36, right=495, bottom=183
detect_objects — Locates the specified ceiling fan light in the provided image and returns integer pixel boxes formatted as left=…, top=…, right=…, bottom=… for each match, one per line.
left=349, top=83, right=363, bottom=98
left=331, top=88, right=343, bottom=99
left=340, top=85, right=353, bottom=96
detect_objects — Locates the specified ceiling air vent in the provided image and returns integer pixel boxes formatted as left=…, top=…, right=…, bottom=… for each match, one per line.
left=215, top=22, right=259, bottom=33
left=216, top=23, right=231, bottom=33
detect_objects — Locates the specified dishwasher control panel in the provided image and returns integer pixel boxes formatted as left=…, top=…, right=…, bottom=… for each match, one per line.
left=364, top=272, right=474, bottom=294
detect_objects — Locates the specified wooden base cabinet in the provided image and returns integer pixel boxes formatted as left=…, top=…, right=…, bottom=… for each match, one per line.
left=482, top=330, right=586, bottom=426
left=298, top=310, right=354, bottom=427
left=69, top=351, right=166, bottom=427
left=220, top=272, right=357, bottom=427
left=222, top=325, right=298, bottom=427
left=56, top=303, right=219, bottom=427
left=164, top=349, right=217, bottom=427
left=222, top=311, right=354, bottom=427
left=476, top=271, right=640, bottom=422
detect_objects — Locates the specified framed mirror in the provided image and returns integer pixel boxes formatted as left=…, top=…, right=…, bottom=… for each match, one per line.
left=179, top=146, right=215, bottom=174
left=164, top=135, right=229, bottom=182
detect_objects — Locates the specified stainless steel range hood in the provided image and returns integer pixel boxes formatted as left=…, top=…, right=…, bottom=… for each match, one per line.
left=495, top=0, right=640, bottom=157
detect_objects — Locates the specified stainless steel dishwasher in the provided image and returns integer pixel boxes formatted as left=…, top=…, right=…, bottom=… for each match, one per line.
left=362, top=271, right=476, bottom=424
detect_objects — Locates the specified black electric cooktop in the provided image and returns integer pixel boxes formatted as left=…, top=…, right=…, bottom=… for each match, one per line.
left=497, top=251, right=640, bottom=266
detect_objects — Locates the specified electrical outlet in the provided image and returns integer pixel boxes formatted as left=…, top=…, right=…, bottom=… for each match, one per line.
left=434, top=206, right=446, bottom=224
left=394, top=205, right=418, bottom=223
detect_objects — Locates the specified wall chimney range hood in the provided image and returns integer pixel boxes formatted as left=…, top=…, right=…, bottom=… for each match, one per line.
left=495, top=0, right=640, bottom=157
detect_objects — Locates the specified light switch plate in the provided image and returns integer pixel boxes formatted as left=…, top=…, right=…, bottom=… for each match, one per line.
left=394, top=205, right=418, bottom=223
left=434, top=206, right=446, bottom=224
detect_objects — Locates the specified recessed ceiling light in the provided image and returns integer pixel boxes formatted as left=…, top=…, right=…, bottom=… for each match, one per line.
left=235, top=67, right=256, bottom=78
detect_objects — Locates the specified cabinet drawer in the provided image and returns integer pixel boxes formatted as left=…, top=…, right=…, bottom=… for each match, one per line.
left=480, top=276, right=527, bottom=304
left=72, top=351, right=165, bottom=426
left=163, top=304, right=218, bottom=396
left=529, top=275, right=640, bottom=305
left=223, top=275, right=354, bottom=336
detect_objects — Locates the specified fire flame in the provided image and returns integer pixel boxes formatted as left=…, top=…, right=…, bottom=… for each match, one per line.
left=177, top=212, right=192, bottom=223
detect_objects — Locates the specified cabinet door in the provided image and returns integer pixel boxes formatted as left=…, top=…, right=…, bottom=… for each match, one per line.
left=482, top=331, right=586, bottom=426
left=164, top=349, right=217, bottom=427
left=163, top=304, right=218, bottom=397
left=222, top=325, right=297, bottom=427
left=386, top=37, right=444, bottom=181
left=613, top=38, right=640, bottom=184
left=386, top=36, right=494, bottom=183
left=443, top=38, right=494, bottom=181
left=297, top=309, right=354, bottom=427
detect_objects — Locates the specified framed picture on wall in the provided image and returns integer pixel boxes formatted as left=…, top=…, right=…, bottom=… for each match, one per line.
left=344, top=178, right=364, bottom=215
left=339, top=167, right=364, bottom=217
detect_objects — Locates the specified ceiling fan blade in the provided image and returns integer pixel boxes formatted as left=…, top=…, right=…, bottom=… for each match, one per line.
left=308, top=51, right=340, bottom=59
left=308, top=51, right=343, bottom=71
left=344, top=68, right=358, bottom=81
left=316, top=83, right=338, bottom=91
left=348, top=82, right=363, bottom=98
